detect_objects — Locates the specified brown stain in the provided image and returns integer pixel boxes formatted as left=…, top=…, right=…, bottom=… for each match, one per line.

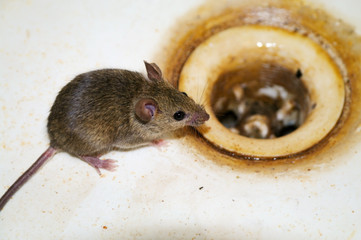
left=155, top=0, right=361, bottom=173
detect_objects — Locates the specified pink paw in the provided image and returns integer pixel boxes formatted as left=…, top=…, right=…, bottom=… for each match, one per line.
left=151, top=139, right=168, bottom=148
left=81, top=156, right=118, bottom=175
left=100, top=159, right=118, bottom=172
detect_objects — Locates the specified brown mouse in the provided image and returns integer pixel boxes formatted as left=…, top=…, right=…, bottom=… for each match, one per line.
left=0, top=61, right=209, bottom=211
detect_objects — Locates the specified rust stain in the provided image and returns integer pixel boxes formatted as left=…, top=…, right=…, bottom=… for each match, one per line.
left=155, top=0, right=361, bottom=173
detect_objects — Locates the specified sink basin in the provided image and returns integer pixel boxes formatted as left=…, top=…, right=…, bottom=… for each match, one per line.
left=1, top=0, right=360, bottom=239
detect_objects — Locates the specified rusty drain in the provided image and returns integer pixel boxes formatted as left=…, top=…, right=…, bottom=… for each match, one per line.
left=159, top=0, right=361, bottom=162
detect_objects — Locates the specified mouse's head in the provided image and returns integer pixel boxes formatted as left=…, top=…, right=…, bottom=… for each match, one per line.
left=134, top=61, right=209, bottom=134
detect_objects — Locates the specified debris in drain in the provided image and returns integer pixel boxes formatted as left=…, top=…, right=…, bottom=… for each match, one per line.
left=242, top=114, right=271, bottom=139
left=296, top=69, right=303, bottom=78
left=220, top=111, right=238, bottom=128
left=211, top=63, right=310, bottom=139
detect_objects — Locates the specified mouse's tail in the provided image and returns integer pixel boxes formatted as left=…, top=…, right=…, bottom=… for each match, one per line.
left=0, top=147, right=57, bottom=211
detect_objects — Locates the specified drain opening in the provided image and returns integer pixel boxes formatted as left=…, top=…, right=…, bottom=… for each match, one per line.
left=179, top=26, right=345, bottom=158
left=211, top=63, right=310, bottom=139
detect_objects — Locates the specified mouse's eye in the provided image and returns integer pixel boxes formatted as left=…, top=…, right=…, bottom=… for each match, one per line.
left=181, top=92, right=188, bottom=97
left=173, top=111, right=186, bottom=121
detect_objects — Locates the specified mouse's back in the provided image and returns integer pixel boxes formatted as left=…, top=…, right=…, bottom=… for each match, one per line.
left=47, top=69, right=147, bottom=156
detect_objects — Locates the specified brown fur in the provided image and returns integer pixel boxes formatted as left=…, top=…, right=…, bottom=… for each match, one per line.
left=48, top=65, right=208, bottom=156
left=0, top=62, right=209, bottom=211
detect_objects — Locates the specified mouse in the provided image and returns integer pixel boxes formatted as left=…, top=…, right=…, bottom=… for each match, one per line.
left=0, top=61, right=209, bottom=211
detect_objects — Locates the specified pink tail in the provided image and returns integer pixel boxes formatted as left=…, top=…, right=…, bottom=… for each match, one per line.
left=0, top=147, right=57, bottom=211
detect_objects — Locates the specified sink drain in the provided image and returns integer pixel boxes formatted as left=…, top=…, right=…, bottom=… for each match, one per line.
left=179, top=26, right=344, bottom=158
left=159, top=0, right=361, bottom=162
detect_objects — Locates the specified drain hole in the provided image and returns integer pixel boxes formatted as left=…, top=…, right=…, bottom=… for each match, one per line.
left=211, top=62, right=311, bottom=139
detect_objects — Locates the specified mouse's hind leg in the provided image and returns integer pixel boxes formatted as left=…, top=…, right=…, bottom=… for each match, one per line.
left=80, top=156, right=118, bottom=175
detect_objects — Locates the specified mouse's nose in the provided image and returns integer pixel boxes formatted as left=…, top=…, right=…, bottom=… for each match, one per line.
left=199, top=111, right=210, bottom=123
left=187, top=111, right=210, bottom=126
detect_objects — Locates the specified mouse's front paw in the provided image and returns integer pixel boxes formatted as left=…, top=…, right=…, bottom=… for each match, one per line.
left=151, top=139, right=168, bottom=149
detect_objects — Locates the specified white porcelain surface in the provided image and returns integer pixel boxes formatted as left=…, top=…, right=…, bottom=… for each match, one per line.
left=1, top=1, right=360, bottom=239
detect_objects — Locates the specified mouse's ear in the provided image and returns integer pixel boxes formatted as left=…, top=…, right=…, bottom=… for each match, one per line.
left=144, top=61, right=163, bottom=82
left=135, top=98, right=159, bottom=123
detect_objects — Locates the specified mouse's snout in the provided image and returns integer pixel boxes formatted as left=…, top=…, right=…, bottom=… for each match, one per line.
left=201, top=111, right=210, bottom=122
left=187, top=111, right=210, bottom=126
